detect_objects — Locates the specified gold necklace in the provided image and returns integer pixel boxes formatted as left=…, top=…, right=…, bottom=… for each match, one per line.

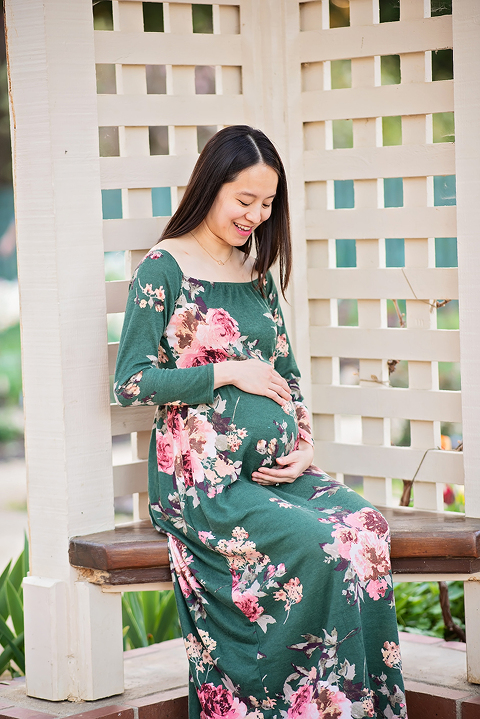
left=190, top=230, right=233, bottom=266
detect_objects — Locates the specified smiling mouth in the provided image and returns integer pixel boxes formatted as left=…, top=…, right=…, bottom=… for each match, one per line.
left=234, top=222, right=253, bottom=232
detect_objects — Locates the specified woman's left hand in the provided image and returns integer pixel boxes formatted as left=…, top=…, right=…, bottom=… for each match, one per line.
left=251, top=439, right=314, bottom=486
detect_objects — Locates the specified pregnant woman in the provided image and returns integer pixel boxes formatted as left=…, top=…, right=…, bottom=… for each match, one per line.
left=114, top=126, right=407, bottom=719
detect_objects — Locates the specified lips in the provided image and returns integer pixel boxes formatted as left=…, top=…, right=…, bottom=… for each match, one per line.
left=233, top=221, right=253, bottom=234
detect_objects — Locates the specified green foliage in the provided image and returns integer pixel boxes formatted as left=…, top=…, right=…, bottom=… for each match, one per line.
left=122, top=588, right=181, bottom=650
left=0, top=535, right=28, bottom=677
left=394, top=581, right=465, bottom=640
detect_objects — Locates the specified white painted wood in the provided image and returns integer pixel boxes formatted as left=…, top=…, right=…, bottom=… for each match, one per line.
left=298, top=15, right=452, bottom=62
left=103, top=218, right=168, bottom=252
left=304, top=143, right=455, bottom=181
left=111, top=404, right=155, bottom=436
left=307, top=268, right=457, bottom=300
left=95, top=29, right=242, bottom=65
left=75, top=581, right=124, bottom=700
left=310, top=327, right=459, bottom=362
left=312, top=386, right=462, bottom=423
left=100, top=154, right=197, bottom=189
left=113, top=460, right=148, bottom=496
left=98, top=94, right=244, bottom=128
left=23, top=578, right=69, bottom=701
left=454, top=0, right=480, bottom=519
left=5, top=0, right=118, bottom=700
left=393, top=573, right=480, bottom=583
left=302, top=81, right=454, bottom=122
left=306, top=206, right=457, bottom=240
left=316, top=441, right=463, bottom=484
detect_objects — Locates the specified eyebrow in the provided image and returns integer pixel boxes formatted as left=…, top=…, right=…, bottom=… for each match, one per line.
left=237, top=191, right=276, bottom=199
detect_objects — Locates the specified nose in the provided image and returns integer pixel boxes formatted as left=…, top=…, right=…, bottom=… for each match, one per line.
left=245, top=204, right=262, bottom=224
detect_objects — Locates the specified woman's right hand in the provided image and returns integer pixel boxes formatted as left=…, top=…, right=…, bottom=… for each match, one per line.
left=214, top=358, right=291, bottom=406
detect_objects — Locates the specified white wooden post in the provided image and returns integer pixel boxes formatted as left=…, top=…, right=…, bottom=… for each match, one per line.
left=453, top=0, right=480, bottom=683
left=5, top=0, right=123, bottom=700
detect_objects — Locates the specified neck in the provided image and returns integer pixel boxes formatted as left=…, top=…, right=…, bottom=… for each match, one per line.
left=191, top=226, right=233, bottom=265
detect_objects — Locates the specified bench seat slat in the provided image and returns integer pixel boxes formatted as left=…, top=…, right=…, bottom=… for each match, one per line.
left=379, top=507, right=480, bottom=559
left=69, top=520, right=169, bottom=570
left=69, top=509, right=480, bottom=586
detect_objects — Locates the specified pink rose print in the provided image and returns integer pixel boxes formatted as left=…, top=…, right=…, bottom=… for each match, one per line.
left=232, top=589, right=264, bottom=622
left=287, top=685, right=318, bottom=719
left=177, top=342, right=229, bottom=368
left=382, top=641, right=402, bottom=670
left=196, top=308, right=241, bottom=349
left=349, top=530, right=391, bottom=583
left=198, top=682, right=248, bottom=719
left=156, top=431, right=174, bottom=473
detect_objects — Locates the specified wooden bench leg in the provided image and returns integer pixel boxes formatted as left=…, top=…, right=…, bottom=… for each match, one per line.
left=23, top=576, right=124, bottom=700
left=465, top=579, right=480, bottom=684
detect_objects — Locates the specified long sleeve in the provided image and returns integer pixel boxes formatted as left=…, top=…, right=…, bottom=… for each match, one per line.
left=265, top=272, right=314, bottom=447
left=114, top=249, right=215, bottom=407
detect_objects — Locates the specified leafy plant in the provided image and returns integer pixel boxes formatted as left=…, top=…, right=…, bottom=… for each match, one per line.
left=122, top=589, right=181, bottom=650
left=394, top=580, right=465, bottom=640
left=0, top=535, right=28, bottom=677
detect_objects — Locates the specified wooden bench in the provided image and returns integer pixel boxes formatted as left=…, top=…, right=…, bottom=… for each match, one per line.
left=69, top=507, right=480, bottom=587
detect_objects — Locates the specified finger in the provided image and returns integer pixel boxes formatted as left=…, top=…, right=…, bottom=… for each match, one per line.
left=265, top=388, right=289, bottom=406
left=269, top=380, right=291, bottom=402
left=254, top=465, right=299, bottom=479
left=272, top=373, right=291, bottom=394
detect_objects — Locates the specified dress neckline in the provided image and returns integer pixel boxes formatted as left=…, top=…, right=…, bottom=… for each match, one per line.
left=157, top=247, right=260, bottom=287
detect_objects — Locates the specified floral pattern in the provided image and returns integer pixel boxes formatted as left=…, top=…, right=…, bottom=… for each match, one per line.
left=114, top=249, right=407, bottom=719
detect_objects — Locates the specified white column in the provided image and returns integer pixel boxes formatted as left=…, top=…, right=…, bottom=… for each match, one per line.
left=5, top=0, right=122, bottom=700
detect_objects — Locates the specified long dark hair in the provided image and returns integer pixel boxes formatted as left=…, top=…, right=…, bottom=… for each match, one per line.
left=161, top=125, right=292, bottom=296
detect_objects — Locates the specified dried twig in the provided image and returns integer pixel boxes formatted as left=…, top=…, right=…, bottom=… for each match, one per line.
left=439, top=581, right=466, bottom=643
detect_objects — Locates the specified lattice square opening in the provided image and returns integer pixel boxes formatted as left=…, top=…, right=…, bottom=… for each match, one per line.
left=149, top=126, right=169, bottom=155
left=334, top=181, right=354, bottom=209
left=382, top=116, right=402, bottom=146
left=379, top=0, right=400, bottom=24
left=332, top=119, right=353, bottom=149
left=93, top=0, right=113, bottom=31
left=389, top=360, right=408, bottom=388
left=329, top=0, right=350, bottom=28
left=340, top=358, right=360, bottom=385
left=192, top=4, right=214, bottom=33
left=391, top=418, right=411, bottom=447
left=336, top=239, right=356, bottom=266
left=432, top=49, right=454, bottom=81
left=143, top=2, right=164, bottom=32
left=152, top=187, right=171, bottom=217
left=432, top=112, right=454, bottom=143
left=96, top=64, right=116, bottom=94
left=385, top=238, right=405, bottom=267
left=439, top=363, right=461, bottom=391
left=197, top=126, right=217, bottom=153
left=102, top=189, right=122, bottom=219
left=383, top=178, right=403, bottom=208
left=435, top=237, right=457, bottom=267
left=331, top=59, right=351, bottom=89
left=338, top=300, right=358, bottom=326
left=381, top=55, right=401, bottom=85
left=387, top=299, right=406, bottom=328
left=441, top=422, right=462, bottom=450
left=437, top=300, right=459, bottom=330
left=195, top=66, right=216, bottom=94
left=433, top=175, right=456, bottom=206
left=99, top=127, right=119, bottom=157
left=431, top=0, right=452, bottom=16
left=146, top=65, right=167, bottom=94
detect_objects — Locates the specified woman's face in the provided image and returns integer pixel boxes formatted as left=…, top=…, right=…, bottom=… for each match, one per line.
left=204, top=163, right=278, bottom=246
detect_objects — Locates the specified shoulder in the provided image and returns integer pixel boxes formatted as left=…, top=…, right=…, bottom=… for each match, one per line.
left=130, top=246, right=183, bottom=291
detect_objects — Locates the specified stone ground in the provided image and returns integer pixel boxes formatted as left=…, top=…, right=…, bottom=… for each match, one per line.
left=1, top=633, right=480, bottom=717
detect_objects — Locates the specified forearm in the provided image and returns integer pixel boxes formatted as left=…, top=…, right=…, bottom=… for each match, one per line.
left=115, top=364, right=214, bottom=407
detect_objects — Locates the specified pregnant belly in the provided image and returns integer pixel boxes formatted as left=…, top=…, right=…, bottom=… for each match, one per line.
left=212, top=386, right=299, bottom=478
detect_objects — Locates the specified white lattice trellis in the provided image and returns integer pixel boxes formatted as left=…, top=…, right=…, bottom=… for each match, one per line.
left=5, top=0, right=480, bottom=703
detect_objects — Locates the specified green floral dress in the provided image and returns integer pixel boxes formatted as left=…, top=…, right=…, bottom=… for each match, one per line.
left=115, top=248, right=407, bottom=719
